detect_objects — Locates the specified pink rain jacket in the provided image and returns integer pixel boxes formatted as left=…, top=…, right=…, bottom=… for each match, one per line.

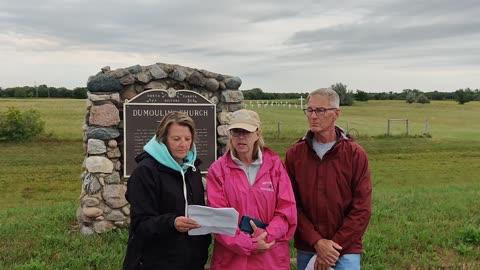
left=206, top=147, right=297, bottom=270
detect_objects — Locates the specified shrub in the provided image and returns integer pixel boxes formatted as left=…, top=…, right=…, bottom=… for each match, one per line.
left=416, top=94, right=430, bottom=104
left=0, top=107, right=45, bottom=141
left=455, top=88, right=474, bottom=105
left=406, top=92, right=416, bottom=104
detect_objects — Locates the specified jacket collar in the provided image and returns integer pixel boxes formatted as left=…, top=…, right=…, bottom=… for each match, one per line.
left=302, top=125, right=349, bottom=152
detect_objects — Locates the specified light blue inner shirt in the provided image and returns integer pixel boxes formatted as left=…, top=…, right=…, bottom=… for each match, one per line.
left=312, top=139, right=335, bottom=159
left=231, top=148, right=263, bottom=186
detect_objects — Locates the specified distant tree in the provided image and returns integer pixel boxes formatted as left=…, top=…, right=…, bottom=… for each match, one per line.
left=37, top=84, right=49, bottom=97
left=14, top=88, right=28, bottom=98
left=416, top=94, right=430, bottom=104
left=354, top=90, right=369, bottom=101
left=242, top=88, right=264, bottom=100
left=73, top=87, right=88, bottom=99
left=455, top=88, right=474, bottom=105
left=406, top=92, right=416, bottom=104
left=331, top=83, right=354, bottom=106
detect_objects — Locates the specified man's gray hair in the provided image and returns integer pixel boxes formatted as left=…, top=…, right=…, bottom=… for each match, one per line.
left=307, top=88, right=340, bottom=108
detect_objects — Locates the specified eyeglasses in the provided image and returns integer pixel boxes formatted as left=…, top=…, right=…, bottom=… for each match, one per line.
left=303, top=107, right=337, bottom=117
left=230, top=129, right=256, bottom=138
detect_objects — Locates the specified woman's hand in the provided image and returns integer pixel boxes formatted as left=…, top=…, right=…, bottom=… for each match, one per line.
left=174, top=216, right=200, bottom=233
left=250, top=220, right=275, bottom=252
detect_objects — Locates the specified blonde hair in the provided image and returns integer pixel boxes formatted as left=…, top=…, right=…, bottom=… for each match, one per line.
left=307, top=88, right=340, bottom=108
left=155, top=111, right=196, bottom=150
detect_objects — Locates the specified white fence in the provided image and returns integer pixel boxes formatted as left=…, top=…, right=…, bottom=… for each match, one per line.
left=243, top=101, right=301, bottom=110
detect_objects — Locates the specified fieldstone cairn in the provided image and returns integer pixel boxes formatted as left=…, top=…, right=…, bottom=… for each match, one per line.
left=78, top=62, right=244, bottom=234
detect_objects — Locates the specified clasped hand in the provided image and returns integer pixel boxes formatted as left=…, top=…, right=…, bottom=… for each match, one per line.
left=249, top=220, right=275, bottom=253
left=313, top=239, right=342, bottom=270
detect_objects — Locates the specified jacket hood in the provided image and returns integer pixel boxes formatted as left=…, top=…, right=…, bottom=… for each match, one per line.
left=142, top=135, right=197, bottom=173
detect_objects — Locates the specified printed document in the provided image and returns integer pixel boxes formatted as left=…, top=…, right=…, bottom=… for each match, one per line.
left=187, top=205, right=239, bottom=236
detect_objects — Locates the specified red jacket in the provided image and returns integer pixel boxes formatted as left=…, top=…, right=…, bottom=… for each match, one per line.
left=285, top=128, right=372, bottom=255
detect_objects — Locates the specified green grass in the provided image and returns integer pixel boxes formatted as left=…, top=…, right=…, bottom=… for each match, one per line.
left=1, top=98, right=479, bottom=269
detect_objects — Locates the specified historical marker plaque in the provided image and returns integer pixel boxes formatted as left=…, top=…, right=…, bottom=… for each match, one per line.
left=123, top=89, right=216, bottom=177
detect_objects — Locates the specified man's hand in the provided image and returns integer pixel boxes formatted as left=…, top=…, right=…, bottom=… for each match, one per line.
left=313, top=239, right=342, bottom=267
left=251, top=220, right=275, bottom=252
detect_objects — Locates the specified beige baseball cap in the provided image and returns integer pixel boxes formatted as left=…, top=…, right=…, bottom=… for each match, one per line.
left=227, top=109, right=260, bottom=132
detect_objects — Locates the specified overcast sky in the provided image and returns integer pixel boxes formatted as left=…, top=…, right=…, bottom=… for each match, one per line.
left=1, top=0, right=480, bottom=93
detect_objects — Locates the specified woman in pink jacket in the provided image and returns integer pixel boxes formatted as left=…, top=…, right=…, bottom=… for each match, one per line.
left=207, top=109, right=297, bottom=270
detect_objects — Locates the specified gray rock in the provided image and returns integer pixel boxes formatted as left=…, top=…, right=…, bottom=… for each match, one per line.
left=104, top=172, right=121, bottom=184
left=87, top=139, right=106, bottom=154
left=219, top=81, right=226, bottom=90
left=217, top=111, right=232, bottom=125
left=209, top=95, right=219, bottom=104
left=156, top=63, right=174, bottom=73
left=93, top=220, right=114, bottom=233
left=217, top=125, right=229, bottom=136
left=115, top=160, right=122, bottom=171
left=102, top=184, right=128, bottom=208
left=101, top=66, right=111, bottom=73
left=107, top=147, right=121, bottom=158
left=86, top=156, right=114, bottom=174
left=221, top=90, right=244, bottom=103
left=187, top=71, right=207, bottom=86
left=88, top=92, right=121, bottom=103
left=149, top=64, right=168, bottom=79
left=224, top=76, right=242, bottom=89
left=136, top=72, right=151, bottom=84
left=216, top=102, right=226, bottom=113
left=199, top=69, right=224, bottom=80
left=120, top=85, right=137, bottom=101
left=169, top=67, right=187, bottom=81
left=86, top=127, right=120, bottom=140
left=111, top=68, right=130, bottom=78
left=205, top=78, right=219, bottom=91
left=227, top=103, right=244, bottom=112
left=87, top=74, right=123, bottom=92
left=119, top=74, right=135, bottom=85
left=82, top=173, right=102, bottom=194
left=106, top=210, right=125, bottom=221
left=127, top=65, right=142, bottom=74
left=144, top=80, right=168, bottom=90
left=81, top=196, right=101, bottom=207
left=121, top=206, right=130, bottom=216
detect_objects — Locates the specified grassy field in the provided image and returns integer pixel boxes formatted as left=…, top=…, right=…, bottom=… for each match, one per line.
left=1, top=98, right=479, bottom=269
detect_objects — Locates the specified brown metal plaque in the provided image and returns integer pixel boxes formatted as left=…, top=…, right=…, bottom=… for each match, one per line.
left=123, top=89, right=216, bottom=177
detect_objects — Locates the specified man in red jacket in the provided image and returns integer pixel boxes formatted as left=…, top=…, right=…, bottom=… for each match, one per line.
left=285, top=88, right=372, bottom=270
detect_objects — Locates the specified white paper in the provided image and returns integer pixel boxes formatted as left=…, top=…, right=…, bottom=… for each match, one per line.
left=187, top=205, right=239, bottom=236
left=306, top=255, right=334, bottom=270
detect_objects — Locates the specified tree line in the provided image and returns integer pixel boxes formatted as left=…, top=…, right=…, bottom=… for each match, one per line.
left=1, top=83, right=479, bottom=105
left=242, top=84, right=480, bottom=105
left=0, top=85, right=87, bottom=99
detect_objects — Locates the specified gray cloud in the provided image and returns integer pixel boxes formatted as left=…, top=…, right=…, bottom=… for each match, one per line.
left=1, top=0, right=480, bottom=91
